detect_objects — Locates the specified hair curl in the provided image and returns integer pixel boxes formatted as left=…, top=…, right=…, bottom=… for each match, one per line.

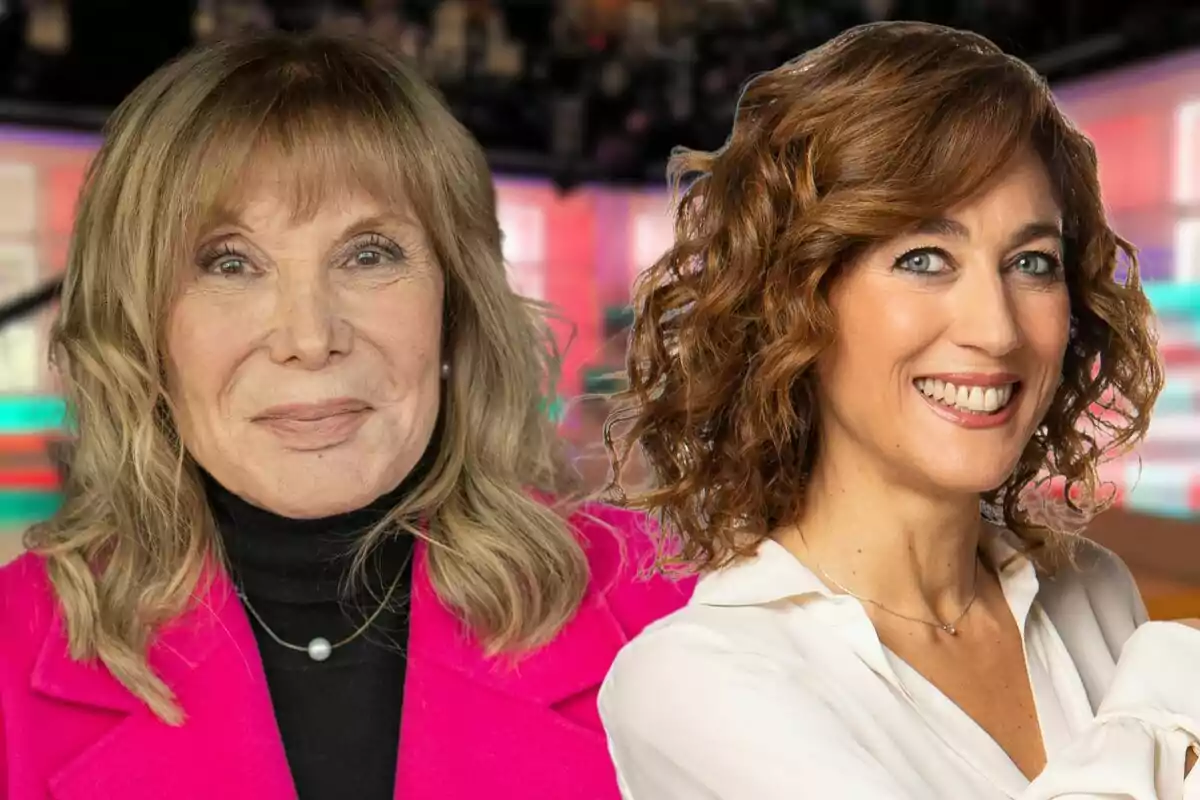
left=608, top=22, right=1164, bottom=573
left=27, top=33, right=587, bottom=722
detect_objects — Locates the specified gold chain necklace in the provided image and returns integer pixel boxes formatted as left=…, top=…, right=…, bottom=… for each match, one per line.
left=799, top=531, right=980, bottom=636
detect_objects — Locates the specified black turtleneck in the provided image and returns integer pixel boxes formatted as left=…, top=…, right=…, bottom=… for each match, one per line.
left=206, top=472, right=420, bottom=800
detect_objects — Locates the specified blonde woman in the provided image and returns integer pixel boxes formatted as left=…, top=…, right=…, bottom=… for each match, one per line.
left=0, top=33, right=688, bottom=800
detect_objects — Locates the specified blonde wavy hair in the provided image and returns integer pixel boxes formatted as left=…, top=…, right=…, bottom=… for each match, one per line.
left=26, top=32, right=588, bottom=723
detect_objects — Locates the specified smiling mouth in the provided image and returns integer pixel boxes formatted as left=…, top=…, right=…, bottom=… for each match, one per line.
left=914, top=377, right=1020, bottom=415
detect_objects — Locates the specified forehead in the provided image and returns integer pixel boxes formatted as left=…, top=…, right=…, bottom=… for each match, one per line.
left=943, top=150, right=1062, bottom=228
left=197, top=154, right=420, bottom=238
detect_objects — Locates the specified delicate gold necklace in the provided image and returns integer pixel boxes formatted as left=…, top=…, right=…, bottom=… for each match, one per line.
left=236, top=552, right=411, bottom=662
left=798, top=531, right=980, bottom=636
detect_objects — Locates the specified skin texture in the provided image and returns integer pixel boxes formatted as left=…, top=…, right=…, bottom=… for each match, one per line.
left=166, top=179, right=444, bottom=518
left=779, top=149, right=1072, bottom=780
left=814, top=149, right=1070, bottom=503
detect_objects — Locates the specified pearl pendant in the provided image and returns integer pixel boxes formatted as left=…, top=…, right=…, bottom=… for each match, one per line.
left=307, top=637, right=333, bottom=661
left=942, top=625, right=958, bottom=636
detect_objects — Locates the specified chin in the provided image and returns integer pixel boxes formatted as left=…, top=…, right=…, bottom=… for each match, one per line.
left=925, top=468, right=1016, bottom=499
left=928, top=472, right=1010, bottom=497
left=269, top=497, right=366, bottom=520
left=908, top=450, right=1022, bottom=498
left=895, top=416, right=1027, bottom=495
left=251, top=477, right=386, bottom=519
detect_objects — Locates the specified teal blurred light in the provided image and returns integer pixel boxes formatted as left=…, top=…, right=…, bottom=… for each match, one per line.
left=1145, top=283, right=1200, bottom=317
left=0, top=491, right=61, bottom=527
left=0, top=395, right=68, bottom=434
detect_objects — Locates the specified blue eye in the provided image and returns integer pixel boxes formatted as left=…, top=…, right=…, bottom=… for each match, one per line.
left=895, top=249, right=951, bottom=275
left=1012, top=251, right=1060, bottom=277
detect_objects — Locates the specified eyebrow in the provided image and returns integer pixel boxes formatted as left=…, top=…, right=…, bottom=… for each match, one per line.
left=194, top=210, right=415, bottom=244
left=913, top=217, right=1064, bottom=251
left=193, top=208, right=245, bottom=242
left=340, top=213, right=413, bottom=239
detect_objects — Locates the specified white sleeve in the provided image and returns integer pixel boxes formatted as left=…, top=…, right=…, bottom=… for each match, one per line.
left=981, top=621, right=1200, bottom=799
left=602, top=621, right=1200, bottom=800
left=1024, top=716, right=1198, bottom=799
left=599, top=626, right=920, bottom=800
left=1024, top=621, right=1200, bottom=799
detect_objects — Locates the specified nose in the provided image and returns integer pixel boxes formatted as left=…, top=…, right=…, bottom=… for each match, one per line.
left=950, top=267, right=1021, bottom=357
left=267, top=276, right=352, bottom=368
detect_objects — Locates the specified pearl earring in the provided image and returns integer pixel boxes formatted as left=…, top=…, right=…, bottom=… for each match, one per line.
left=441, top=362, right=451, bottom=379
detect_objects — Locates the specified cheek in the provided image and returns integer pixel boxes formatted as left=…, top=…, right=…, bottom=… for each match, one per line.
left=1016, top=289, right=1071, bottom=365
left=824, top=289, right=936, bottom=391
left=164, top=296, right=251, bottom=423
left=357, top=283, right=445, bottom=383
left=1013, top=289, right=1071, bottom=420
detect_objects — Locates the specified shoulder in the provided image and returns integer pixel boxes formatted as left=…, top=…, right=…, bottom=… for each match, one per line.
left=1043, top=536, right=1142, bottom=608
left=598, top=601, right=835, bottom=755
left=1067, top=535, right=1139, bottom=583
left=597, top=557, right=935, bottom=794
left=600, top=615, right=741, bottom=725
left=0, top=550, right=58, bottom=625
left=566, top=502, right=658, bottom=580
left=1038, top=535, right=1147, bottom=641
left=599, top=541, right=833, bottom=722
left=565, top=502, right=695, bottom=634
left=0, top=551, right=59, bottom=675
left=605, top=603, right=775, bottom=686
left=603, top=594, right=801, bottom=691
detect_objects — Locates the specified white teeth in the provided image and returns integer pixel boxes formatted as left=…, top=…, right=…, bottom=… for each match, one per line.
left=914, top=378, right=1015, bottom=415
left=956, top=385, right=971, bottom=408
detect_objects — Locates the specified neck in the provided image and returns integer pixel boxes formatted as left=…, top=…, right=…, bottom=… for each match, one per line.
left=205, top=449, right=434, bottom=604
left=778, top=447, right=984, bottom=621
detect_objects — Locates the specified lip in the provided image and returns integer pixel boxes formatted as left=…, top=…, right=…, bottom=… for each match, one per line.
left=251, top=398, right=372, bottom=451
left=916, top=372, right=1020, bottom=387
left=253, top=398, right=372, bottom=422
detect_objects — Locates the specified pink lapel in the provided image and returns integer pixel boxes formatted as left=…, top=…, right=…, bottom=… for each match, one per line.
left=394, top=508, right=689, bottom=800
left=31, top=569, right=298, bottom=800
left=28, top=505, right=687, bottom=800
left=403, top=540, right=629, bottom=703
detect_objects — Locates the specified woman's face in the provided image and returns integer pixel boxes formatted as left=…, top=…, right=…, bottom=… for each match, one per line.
left=815, top=150, right=1071, bottom=497
left=166, top=176, right=445, bottom=518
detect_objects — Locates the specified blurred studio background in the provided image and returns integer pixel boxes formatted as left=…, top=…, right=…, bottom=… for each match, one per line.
left=2, top=0, right=1200, bottom=616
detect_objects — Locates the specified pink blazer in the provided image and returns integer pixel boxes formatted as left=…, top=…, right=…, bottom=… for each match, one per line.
left=0, top=504, right=691, bottom=800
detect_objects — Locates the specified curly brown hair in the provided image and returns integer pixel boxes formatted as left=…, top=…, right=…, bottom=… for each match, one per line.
left=607, top=22, right=1165, bottom=573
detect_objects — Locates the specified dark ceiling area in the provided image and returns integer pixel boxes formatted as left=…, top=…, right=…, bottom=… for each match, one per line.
left=0, top=0, right=1195, bottom=186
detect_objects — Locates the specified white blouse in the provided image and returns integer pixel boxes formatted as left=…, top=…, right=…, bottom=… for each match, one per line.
left=600, top=532, right=1200, bottom=799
